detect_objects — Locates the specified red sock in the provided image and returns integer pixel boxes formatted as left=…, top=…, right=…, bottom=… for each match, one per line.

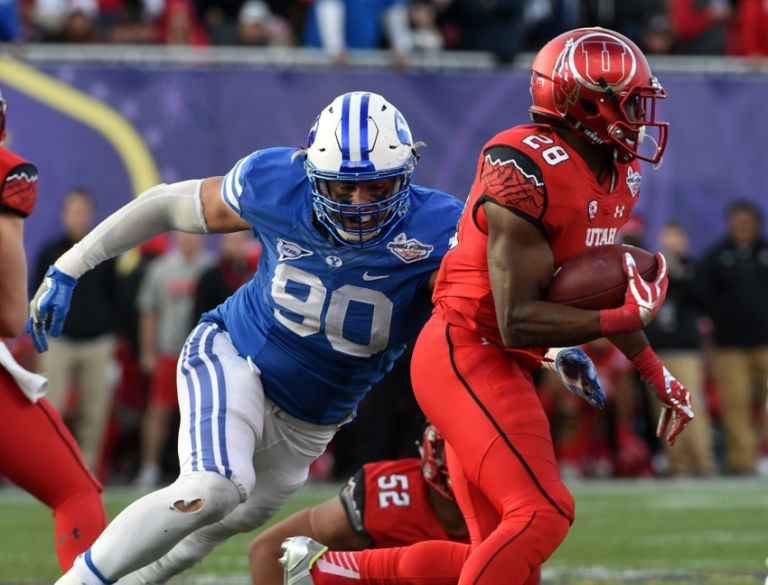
left=359, top=540, right=468, bottom=585
left=311, top=551, right=362, bottom=584
left=53, top=486, right=108, bottom=571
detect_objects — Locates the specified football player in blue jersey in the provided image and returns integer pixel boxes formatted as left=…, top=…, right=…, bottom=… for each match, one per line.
left=29, top=91, right=604, bottom=585
left=28, top=91, right=464, bottom=585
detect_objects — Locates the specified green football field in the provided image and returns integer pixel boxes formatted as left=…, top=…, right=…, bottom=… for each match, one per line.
left=0, top=478, right=765, bottom=584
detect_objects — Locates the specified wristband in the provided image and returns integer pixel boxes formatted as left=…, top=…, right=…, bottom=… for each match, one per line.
left=628, top=346, right=660, bottom=381
left=599, top=307, right=642, bottom=337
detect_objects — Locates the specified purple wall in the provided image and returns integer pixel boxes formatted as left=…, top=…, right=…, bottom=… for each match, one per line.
left=7, top=66, right=768, bottom=266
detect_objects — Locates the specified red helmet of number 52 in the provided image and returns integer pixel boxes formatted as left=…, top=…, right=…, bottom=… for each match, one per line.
left=529, top=27, right=668, bottom=165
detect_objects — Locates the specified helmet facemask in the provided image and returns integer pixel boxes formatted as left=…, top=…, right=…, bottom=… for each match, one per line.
left=595, top=77, right=668, bottom=164
left=304, top=92, right=418, bottom=248
left=308, top=164, right=413, bottom=247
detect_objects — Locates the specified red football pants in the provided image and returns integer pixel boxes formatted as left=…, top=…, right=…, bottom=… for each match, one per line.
left=411, top=317, right=574, bottom=585
left=0, top=367, right=106, bottom=571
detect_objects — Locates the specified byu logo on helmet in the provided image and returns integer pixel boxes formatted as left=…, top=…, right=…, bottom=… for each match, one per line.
left=394, top=111, right=412, bottom=145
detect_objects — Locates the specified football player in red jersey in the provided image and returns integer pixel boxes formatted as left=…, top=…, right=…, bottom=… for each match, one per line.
left=0, top=90, right=107, bottom=571
left=249, top=424, right=469, bottom=585
left=281, top=27, right=694, bottom=585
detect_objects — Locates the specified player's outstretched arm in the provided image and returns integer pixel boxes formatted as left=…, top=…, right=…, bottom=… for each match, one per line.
left=27, top=177, right=250, bottom=352
left=249, top=497, right=372, bottom=585
left=0, top=211, right=28, bottom=336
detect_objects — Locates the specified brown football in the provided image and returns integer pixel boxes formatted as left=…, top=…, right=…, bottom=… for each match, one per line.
left=544, top=244, right=658, bottom=310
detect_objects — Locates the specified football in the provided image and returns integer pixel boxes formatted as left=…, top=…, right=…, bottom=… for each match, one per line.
left=544, top=244, right=658, bottom=310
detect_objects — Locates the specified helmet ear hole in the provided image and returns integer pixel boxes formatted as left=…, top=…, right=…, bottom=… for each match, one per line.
left=580, top=99, right=598, bottom=116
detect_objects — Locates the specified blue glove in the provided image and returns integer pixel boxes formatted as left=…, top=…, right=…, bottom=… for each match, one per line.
left=26, top=266, right=78, bottom=353
left=554, top=347, right=606, bottom=409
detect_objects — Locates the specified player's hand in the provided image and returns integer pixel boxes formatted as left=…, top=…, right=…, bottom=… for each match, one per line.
left=600, top=252, right=668, bottom=335
left=631, top=346, right=694, bottom=446
left=26, top=266, right=78, bottom=353
left=553, top=347, right=606, bottom=409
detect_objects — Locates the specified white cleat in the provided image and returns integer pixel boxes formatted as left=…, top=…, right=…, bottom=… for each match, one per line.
left=279, top=536, right=328, bottom=585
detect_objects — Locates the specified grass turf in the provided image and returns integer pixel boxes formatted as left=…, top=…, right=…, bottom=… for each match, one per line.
left=0, top=478, right=765, bottom=584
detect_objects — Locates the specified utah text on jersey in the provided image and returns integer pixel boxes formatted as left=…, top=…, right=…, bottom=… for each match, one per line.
left=585, top=227, right=618, bottom=247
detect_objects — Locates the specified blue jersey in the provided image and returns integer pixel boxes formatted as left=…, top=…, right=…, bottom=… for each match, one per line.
left=203, top=147, right=462, bottom=424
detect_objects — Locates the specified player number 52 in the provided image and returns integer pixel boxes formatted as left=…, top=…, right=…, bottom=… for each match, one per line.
left=377, top=473, right=411, bottom=508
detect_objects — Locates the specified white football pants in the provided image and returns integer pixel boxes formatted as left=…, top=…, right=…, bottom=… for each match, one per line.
left=75, top=322, right=341, bottom=584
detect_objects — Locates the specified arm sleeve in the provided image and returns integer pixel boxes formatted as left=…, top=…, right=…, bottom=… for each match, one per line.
left=54, top=180, right=207, bottom=279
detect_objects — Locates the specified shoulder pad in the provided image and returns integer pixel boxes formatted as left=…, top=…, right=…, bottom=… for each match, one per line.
left=0, top=155, right=38, bottom=217
left=477, top=144, right=547, bottom=222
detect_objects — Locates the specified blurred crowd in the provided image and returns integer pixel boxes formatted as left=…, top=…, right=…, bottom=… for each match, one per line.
left=1, top=0, right=767, bottom=62
left=4, top=188, right=767, bottom=488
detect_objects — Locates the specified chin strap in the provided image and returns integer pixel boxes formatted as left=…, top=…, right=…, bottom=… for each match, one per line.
left=597, top=76, right=622, bottom=111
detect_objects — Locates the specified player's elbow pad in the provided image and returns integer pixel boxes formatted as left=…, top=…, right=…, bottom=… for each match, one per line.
left=55, top=180, right=208, bottom=278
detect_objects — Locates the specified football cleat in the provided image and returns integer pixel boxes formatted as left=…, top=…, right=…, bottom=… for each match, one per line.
left=279, top=536, right=328, bottom=585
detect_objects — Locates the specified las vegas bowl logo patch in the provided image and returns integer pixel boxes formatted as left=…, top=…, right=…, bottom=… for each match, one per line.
left=387, top=233, right=433, bottom=263
left=626, top=167, right=641, bottom=196
left=277, top=238, right=313, bottom=261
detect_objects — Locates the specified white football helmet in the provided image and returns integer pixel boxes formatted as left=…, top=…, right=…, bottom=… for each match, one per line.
left=304, top=91, right=418, bottom=247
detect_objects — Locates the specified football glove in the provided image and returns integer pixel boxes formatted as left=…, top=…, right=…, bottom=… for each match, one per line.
left=26, top=266, right=78, bottom=353
left=548, top=347, right=606, bottom=409
left=631, top=346, right=694, bottom=446
left=599, top=252, right=668, bottom=336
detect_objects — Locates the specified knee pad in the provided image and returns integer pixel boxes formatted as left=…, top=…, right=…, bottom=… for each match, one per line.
left=166, top=472, right=240, bottom=525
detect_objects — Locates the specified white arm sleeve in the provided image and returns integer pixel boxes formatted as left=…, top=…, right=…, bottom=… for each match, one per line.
left=54, top=180, right=208, bottom=278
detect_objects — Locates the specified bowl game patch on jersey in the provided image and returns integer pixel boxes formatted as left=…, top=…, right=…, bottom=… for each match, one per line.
left=386, top=233, right=434, bottom=264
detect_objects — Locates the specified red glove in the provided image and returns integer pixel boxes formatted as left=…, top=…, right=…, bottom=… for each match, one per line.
left=599, top=252, right=668, bottom=336
left=631, top=346, right=694, bottom=446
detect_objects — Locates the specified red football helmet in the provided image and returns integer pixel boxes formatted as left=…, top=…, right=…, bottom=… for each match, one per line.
left=529, top=27, right=668, bottom=164
left=419, top=423, right=453, bottom=502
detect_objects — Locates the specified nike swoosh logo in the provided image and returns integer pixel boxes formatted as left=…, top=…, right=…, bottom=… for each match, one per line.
left=362, top=272, right=389, bottom=281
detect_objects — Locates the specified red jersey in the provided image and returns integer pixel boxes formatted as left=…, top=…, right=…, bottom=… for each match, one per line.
left=339, top=458, right=468, bottom=548
left=0, top=146, right=37, bottom=218
left=432, top=124, right=641, bottom=349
